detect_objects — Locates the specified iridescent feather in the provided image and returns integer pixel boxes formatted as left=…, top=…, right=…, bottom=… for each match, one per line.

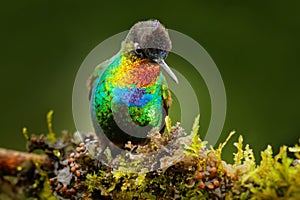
left=88, top=20, right=177, bottom=149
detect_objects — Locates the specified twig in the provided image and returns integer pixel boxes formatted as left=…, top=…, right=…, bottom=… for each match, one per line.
left=0, top=147, right=47, bottom=176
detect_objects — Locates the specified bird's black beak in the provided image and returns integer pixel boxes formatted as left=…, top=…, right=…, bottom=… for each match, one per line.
left=154, top=58, right=179, bottom=84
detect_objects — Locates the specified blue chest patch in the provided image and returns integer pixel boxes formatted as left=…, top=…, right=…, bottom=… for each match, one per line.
left=112, top=86, right=157, bottom=108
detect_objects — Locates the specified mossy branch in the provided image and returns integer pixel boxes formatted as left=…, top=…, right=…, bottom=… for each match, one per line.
left=0, top=112, right=300, bottom=200
left=0, top=148, right=47, bottom=176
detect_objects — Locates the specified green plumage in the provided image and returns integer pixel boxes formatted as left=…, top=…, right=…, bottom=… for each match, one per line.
left=88, top=20, right=177, bottom=149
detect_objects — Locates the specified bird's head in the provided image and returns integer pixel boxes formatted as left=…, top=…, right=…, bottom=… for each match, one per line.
left=123, top=20, right=178, bottom=84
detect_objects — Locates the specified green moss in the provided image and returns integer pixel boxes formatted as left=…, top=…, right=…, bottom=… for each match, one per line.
left=46, top=110, right=56, bottom=143
left=1, top=113, right=300, bottom=199
left=227, top=139, right=300, bottom=199
left=183, top=115, right=207, bottom=158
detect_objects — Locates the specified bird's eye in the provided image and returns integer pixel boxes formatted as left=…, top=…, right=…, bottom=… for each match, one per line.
left=135, top=48, right=143, bottom=54
left=134, top=43, right=144, bottom=58
left=135, top=48, right=144, bottom=58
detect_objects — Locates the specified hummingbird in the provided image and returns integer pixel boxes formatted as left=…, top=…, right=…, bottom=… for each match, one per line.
left=88, top=20, right=178, bottom=150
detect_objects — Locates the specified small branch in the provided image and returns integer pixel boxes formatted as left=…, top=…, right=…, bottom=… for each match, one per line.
left=0, top=147, right=47, bottom=176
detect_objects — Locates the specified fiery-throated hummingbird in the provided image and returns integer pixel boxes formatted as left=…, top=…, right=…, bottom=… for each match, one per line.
left=88, top=20, right=178, bottom=150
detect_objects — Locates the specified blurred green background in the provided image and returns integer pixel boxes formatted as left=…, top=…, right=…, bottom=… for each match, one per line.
left=0, top=1, right=299, bottom=162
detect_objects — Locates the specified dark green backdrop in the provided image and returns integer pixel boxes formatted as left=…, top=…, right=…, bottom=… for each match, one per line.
left=1, top=1, right=299, bottom=162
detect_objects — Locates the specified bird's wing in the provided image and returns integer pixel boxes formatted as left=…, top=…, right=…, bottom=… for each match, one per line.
left=87, top=59, right=110, bottom=101
left=161, top=76, right=172, bottom=115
